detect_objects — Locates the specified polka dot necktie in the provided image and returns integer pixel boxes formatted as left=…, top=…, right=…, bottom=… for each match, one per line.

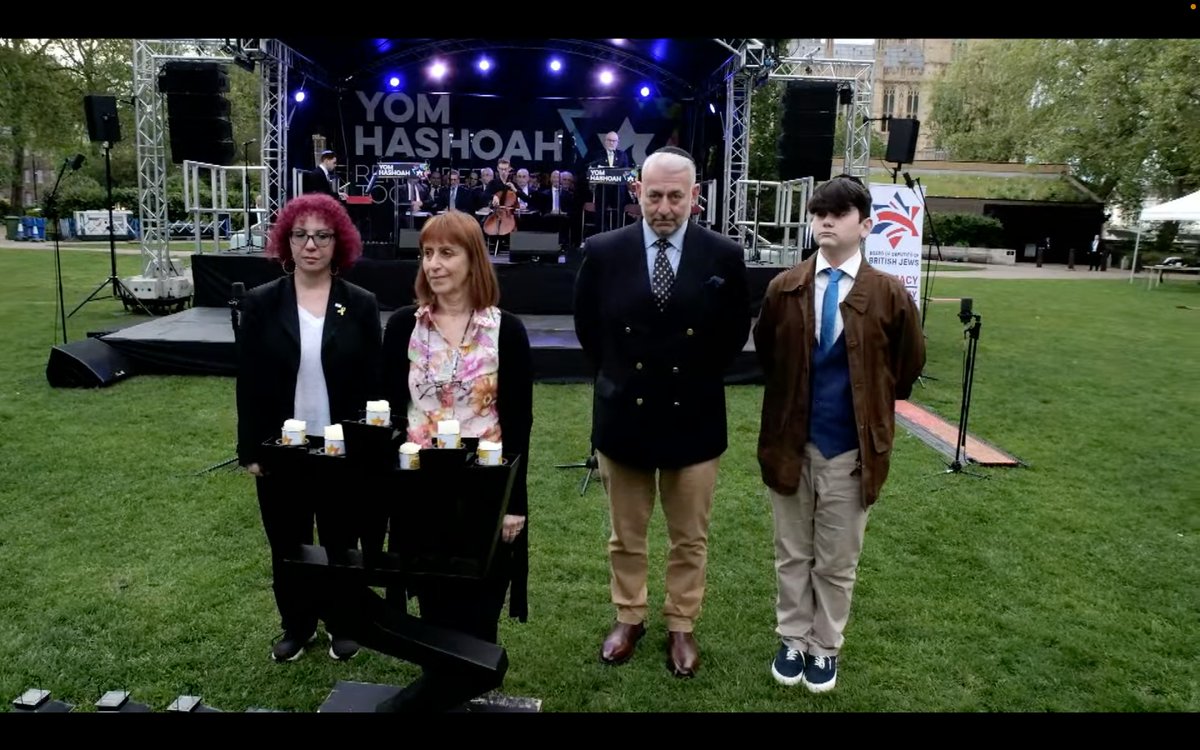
left=652, top=238, right=675, bottom=311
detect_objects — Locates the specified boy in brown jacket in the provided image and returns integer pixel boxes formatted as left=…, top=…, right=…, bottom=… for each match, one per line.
left=754, top=175, right=925, bottom=692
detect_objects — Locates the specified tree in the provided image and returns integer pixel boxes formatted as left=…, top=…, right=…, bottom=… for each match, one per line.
left=0, top=39, right=78, bottom=209
left=929, top=39, right=1200, bottom=218
left=48, top=39, right=137, bottom=188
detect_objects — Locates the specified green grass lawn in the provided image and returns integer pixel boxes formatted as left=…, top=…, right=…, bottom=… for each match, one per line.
left=0, top=247, right=1196, bottom=712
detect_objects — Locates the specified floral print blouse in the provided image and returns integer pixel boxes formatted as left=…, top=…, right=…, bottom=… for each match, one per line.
left=406, top=305, right=502, bottom=447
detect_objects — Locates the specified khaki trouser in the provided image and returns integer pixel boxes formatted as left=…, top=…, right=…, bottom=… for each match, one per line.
left=768, top=443, right=869, bottom=657
left=597, top=452, right=720, bottom=633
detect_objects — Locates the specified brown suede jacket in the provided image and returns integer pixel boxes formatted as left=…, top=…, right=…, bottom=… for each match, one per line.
left=754, top=256, right=925, bottom=506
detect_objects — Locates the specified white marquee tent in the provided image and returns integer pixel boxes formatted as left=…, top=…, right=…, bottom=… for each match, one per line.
left=1130, top=189, right=1200, bottom=281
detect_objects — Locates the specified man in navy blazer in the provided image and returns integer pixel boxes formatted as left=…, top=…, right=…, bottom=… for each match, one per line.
left=573, top=147, right=750, bottom=678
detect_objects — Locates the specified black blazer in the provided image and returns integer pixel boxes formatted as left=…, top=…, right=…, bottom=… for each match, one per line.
left=573, top=222, right=751, bottom=470
left=434, top=185, right=475, bottom=213
left=303, top=167, right=338, bottom=197
left=591, top=149, right=632, bottom=169
left=236, top=276, right=383, bottom=467
left=381, top=305, right=533, bottom=621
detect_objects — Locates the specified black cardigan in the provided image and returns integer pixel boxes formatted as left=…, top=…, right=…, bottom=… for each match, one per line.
left=381, top=305, right=533, bottom=621
left=236, top=276, right=383, bottom=467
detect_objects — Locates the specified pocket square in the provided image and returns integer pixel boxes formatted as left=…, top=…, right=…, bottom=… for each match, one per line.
left=705, top=275, right=726, bottom=289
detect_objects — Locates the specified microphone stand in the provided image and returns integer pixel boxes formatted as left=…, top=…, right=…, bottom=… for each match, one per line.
left=905, top=172, right=942, bottom=387
left=905, top=172, right=943, bottom=330
left=47, top=156, right=80, bottom=344
left=942, top=305, right=987, bottom=480
left=555, top=450, right=599, bottom=496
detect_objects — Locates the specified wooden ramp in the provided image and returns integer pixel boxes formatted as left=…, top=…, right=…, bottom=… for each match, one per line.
left=895, top=400, right=1023, bottom=467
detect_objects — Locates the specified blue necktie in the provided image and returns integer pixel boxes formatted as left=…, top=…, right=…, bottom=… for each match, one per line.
left=820, top=268, right=844, bottom=352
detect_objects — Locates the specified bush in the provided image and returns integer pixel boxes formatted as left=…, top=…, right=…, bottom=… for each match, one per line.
left=924, top=212, right=1005, bottom=248
left=42, top=175, right=241, bottom=222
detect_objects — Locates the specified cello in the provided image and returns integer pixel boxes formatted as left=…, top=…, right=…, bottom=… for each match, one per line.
left=482, top=181, right=519, bottom=240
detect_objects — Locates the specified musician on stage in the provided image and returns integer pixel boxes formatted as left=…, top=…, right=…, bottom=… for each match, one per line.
left=303, top=150, right=342, bottom=199
left=472, top=168, right=495, bottom=211
left=433, top=169, right=475, bottom=213
left=512, top=168, right=536, bottom=211
left=484, top=159, right=514, bottom=204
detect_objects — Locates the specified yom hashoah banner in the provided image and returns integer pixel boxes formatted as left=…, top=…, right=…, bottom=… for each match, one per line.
left=866, top=183, right=925, bottom=309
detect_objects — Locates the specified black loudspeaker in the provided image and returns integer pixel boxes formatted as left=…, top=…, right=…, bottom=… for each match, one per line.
left=46, top=338, right=134, bottom=388
left=885, top=118, right=920, bottom=165
left=158, top=61, right=235, bottom=165
left=509, top=232, right=561, bottom=263
left=777, top=81, right=839, bottom=182
left=83, top=95, right=121, bottom=143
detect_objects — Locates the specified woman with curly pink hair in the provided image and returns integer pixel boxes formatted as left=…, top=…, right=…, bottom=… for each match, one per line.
left=236, top=192, right=383, bottom=664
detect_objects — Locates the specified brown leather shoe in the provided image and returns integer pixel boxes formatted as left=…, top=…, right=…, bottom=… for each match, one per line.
left=600, top=621, right=646, bottom=665
left=666, top=631, right=700, bottom=678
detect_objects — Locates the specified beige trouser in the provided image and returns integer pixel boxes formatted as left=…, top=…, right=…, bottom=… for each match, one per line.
left=597, top=452, right=720, bottom=633
left=769, top=442, right=869, bottom=658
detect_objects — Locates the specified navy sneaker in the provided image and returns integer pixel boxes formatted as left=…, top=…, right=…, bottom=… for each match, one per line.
left=771, top=643, right=805, bottom=686
left=271, top=631, right=317, bottom=662
left=804, top=653, right=837, bottom=693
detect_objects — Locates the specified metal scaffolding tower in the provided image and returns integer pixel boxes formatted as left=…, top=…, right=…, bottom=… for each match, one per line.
left=712, top=40, right=873, bottom=250
left=130, top=38, right=312, bottom=305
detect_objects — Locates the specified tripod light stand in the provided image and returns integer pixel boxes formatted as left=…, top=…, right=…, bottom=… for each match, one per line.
left=68, top=140, right=153, bottom=318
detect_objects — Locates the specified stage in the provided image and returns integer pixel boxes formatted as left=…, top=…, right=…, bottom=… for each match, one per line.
left=79, top=248, right=780, bottom=384
left=189, top=249, right=785, bottom=315
left=99, top=307, right=764, bottom=384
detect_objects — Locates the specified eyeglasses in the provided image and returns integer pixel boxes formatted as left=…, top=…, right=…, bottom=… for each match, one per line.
left=416, top=379, right=470, bottom=401
left=289, top=230, right=335, bottom=247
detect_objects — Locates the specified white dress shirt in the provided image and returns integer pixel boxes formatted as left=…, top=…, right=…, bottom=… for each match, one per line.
left=813, top=250, right=862, bottom=347
left=642, top=220, right=686, bottom=279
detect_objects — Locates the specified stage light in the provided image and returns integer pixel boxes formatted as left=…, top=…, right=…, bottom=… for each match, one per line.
left=599, top=69, right=615, bottom=86
left=549, top=58, right=562, bottom=72
left=388, top=75, right=401, bottom=89
left=639, top=85, right=651, bottom=98
left=611, top=39, right=627, bottom=46
left=233, top=53, right=255, bottom=73
left=708, top=102, right=717, bottom=114
left=293, top=90, right=306, bottom=103
left=478, top=57, right=491, bottom=72
left=430, top=61, right=447, bottom=80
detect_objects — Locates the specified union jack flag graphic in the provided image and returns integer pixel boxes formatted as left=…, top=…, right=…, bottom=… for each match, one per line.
left=870, top=191, right=923, bottom=249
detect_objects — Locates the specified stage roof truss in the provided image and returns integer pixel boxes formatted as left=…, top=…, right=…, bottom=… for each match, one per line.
left=346, top=38, right=697, bottom=100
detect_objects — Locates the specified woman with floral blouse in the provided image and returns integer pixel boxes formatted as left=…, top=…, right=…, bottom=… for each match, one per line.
left=380, top=209, right=533, bottom=711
